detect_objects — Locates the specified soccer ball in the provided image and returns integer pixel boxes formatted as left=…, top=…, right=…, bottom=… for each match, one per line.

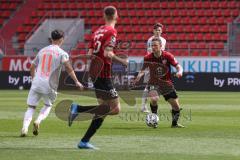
left=145, top=113, right=159, bottom=128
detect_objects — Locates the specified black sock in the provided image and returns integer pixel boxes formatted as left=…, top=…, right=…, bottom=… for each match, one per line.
left=81, top=117, right=104, bottom=142
left=150, top=103, right=158, bottom=114
left=171, top=109, right=180, bottom=126
left=77, top=104, right=111, bottom=116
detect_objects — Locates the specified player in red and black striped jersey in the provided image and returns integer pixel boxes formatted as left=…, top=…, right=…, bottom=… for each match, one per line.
left=68, top=6, right=128, bottom=149
left=134, top=37, right=184, bottom=128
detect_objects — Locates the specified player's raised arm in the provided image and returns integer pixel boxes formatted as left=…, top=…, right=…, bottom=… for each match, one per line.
left=104, top=46, right=128, bottom=66
left=87, top=48, right=93, bottom=55
left=64, top=60, right=84, bottom=90
left=175, top=64, right=183, bottom=78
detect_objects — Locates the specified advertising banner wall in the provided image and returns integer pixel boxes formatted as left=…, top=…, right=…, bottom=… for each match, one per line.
left=128, top=56, right=240, bottom=73
left=0, top=71, right=239, bottom=91
left=2, top=56, right=240, bottom=73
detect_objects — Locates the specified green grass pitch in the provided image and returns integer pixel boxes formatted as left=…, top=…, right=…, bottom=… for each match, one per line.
left=0, top=90, right=240, bottom=160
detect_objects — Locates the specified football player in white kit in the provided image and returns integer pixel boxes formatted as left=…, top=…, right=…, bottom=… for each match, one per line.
left=20, top=29, right=83, bottom=137
left=141, top=23, right=166, bottom=113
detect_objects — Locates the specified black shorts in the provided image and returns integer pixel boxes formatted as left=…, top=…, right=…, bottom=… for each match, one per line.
left=147, top=85, right=178, bottom=101
left=93, top=78, right=118, bottom=100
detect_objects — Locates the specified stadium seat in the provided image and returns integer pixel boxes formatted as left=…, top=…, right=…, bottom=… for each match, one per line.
left=4, top=0, right=237, bottom=56
left=200, top=51, right=209, bottom=56
left=219, top=1, right=228, bottom=9
left=176, top=1, right=185, bottom=9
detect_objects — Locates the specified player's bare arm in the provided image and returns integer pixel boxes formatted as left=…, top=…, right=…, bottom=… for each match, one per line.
left=134, top=70, right=145, bottom=84
left=87, top=48, right=93, bottom=55
left=175, top=64, right=183, bottom=78
left=30, top=63, right=36, bottom=79
left=64, top=60, right=84, bottom=90
left=104, top=46, right=128, bottom=66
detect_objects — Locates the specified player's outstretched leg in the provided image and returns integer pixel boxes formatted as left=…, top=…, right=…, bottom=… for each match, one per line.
left=76, top=98, right=120, bottom=149
left=68, top=102, right=112, bottom=127
left=141, top=87, right=149, bottom=113
left=20, top=106, right=36, bottom=137
left=68, top=103, right=79, bottom=127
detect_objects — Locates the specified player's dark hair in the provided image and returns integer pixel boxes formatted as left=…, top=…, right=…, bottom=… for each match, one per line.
left=104, top=6, right=117, bottom=20
left=154, top=23, right=163, bottom=30
left=152, top=37, right=162, bottom=45
left=51, top=29, right=64, bottom=40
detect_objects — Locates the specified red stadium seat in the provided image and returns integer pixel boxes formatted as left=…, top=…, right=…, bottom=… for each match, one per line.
left=188, top=10, right=196, bottom=17
left=179, top=10, right=188, bottom=17
left=204, top=9, right=213, bottom=17
left=215, top=42, right=224, bottom=49
left=200, top=25, right=209, bottom=33
left=196, top=9, right=205, bottom=17
left=228, top=1, right=239, bottom=9
left=195, top=33, right=204, bottom=41
left=181, top=17, right=190, bottom=25
left=161, top=10, right=171, bottom=17
left=172, top=10, right=180, bottom=17
left=194, top=1, right=202, bottom=9
left=160, top=2, right=168, bottom=9
left=176, top=1, right=185, bottom=9
left=219, top=25, right=227, bottom=33
left=143, top=2, right=152, bottom=9
left=211, top=1, right=219, bottom=9
left=145, top=10, right=154, bottom=17
left=170, top=43, right=180, bottom=49
left=219, top=1, right=228, bottom=9
left=210, top=51, right=218, bottom=56
left=128, top=10, right=136, bottom=17
left=168, top=2, right=176, bottom=9
left=198, top=42, right=207, bottom=49
left=172, top=17, right=181, bottom=25
left=200, top=51, right=209, bottom=56
left=118, top=2, right=127, bottom=9
left=223, top=10, right=231, bottom=17
left=127, top=2, right=135, bottom=9
left=151, top=2, right=161, bottom=9
left=202, top=1, right=211, bottom=9
left=232, top=9, right=239, bottom=17
left=185, top=1, right=194, bottom=9
left=191, top=51, right=200, bottom=56
left=7, top=0, right=233, bottom=56
left=190, top=42, right=198, bottom=49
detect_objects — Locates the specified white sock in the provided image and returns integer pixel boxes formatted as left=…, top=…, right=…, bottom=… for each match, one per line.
left=22, top=107, right=35, bottom=131
left=142, top=88, right=148, bottom=109
left=35, top=106, right=52, bottom=124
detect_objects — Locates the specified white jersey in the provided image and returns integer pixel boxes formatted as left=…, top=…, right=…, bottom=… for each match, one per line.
left=31, top=44, right=69, bottom=94
left=147, top=36, right=166, bottom=52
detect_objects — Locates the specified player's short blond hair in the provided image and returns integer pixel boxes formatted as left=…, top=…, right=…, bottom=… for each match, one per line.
left=152, top=37, right=162, bottom=45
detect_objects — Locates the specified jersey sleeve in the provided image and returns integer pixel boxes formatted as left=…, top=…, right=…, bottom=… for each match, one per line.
left=104, top=31, right=117, bottom=48
left=32, top=54, right=39, bottom=66
left=147, top=38, right=152, bottom=52
left=167, top=52, right=178, bottom=67
left=161, top=38, right=166, bottom=51
left=61, top=52, right=70, bottom=64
